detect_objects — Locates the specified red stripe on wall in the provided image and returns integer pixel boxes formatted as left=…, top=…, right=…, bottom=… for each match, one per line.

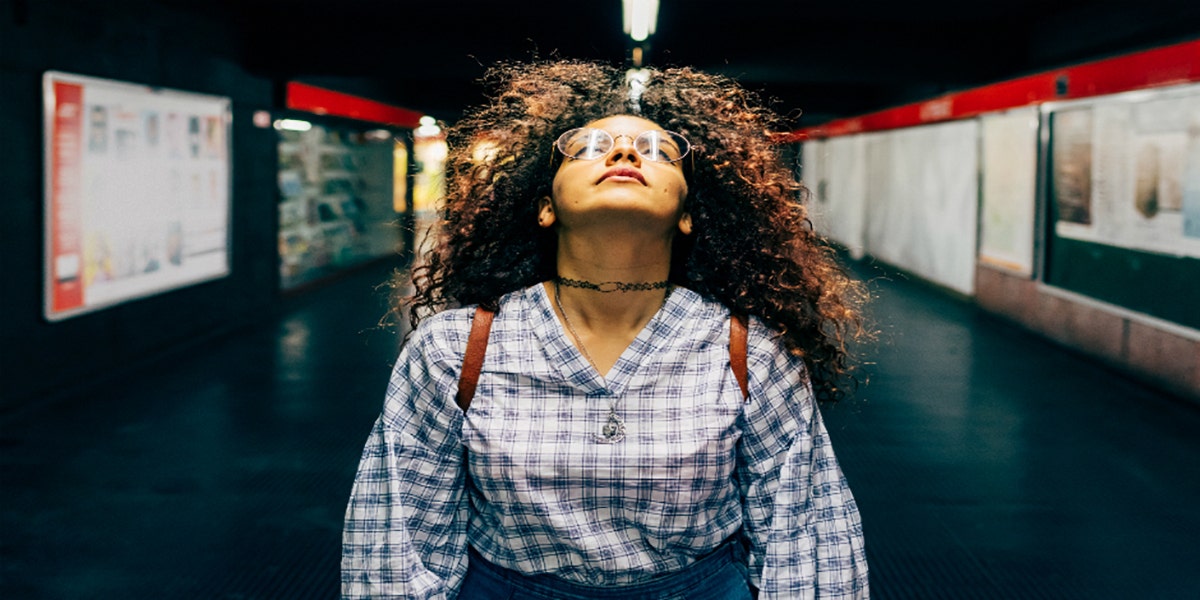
left=285, top=82, right=424, bottom=128
left=792, top=39, right=1200, bottom=140
left=50, top=80, right=85, bottom=313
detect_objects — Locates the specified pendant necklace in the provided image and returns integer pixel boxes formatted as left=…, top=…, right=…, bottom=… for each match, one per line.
left=553, top=280, right=670, bottom=444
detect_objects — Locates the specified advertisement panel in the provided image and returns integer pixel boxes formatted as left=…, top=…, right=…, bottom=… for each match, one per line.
left=1043, top=83, right=1200, bottom=329
left=1049, top=83, right=1200, bottom=258
left=43, top=71, right=232, bottom=321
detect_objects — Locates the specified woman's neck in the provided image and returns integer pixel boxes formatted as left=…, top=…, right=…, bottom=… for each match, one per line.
left=546, top=227, right=678, bottom=377
left=544, top=276, right=670, bottom=378
left=554, top=232, right=672, bottom=321
left=555, top=227, right=673, bottom=277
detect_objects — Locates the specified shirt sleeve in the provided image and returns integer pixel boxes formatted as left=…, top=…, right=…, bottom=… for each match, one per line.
left=736, top=319, right=869, bottom=599
left=341, top=317, right=471, bottom=600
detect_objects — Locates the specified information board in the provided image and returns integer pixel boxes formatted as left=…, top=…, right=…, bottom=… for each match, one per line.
left=1049, top=84, right=1200, bottom=259
left=44, top=71, right=232, bottom=321
left=1044, top=83, right=1200, bottom=329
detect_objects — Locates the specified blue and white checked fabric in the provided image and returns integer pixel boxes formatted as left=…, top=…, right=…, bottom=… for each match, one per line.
left=342, top=284, right=868, bottom=599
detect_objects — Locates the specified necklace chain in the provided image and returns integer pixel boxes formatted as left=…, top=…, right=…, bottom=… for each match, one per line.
left=553, top=280, right=601, bottom=374
left=552, top=280, right=673, bottom=373
left=552, top=280, right=671, bottom=444
left=557, top=277, right=670, bottom=293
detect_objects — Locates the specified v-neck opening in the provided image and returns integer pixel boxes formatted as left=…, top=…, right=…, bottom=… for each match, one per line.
left=532, top=283, right=693, bottom=396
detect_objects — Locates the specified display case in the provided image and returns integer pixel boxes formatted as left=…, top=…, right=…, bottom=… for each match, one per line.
left=276, top=120, right=410, bottom=290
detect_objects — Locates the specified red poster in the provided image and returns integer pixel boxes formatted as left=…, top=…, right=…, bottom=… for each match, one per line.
left=50, top=81, right=84, bottom=312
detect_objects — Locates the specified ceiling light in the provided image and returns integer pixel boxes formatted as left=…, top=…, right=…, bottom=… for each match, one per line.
left=622, top=0, right=659, bottom=42
left=273, top=119, right=312, bottom=131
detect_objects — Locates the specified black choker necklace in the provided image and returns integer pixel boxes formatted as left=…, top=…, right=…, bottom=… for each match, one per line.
left=556, top=277, right=670, bottom=293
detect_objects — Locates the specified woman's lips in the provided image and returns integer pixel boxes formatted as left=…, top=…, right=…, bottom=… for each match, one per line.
left=598, top=167, right=646, bottom=184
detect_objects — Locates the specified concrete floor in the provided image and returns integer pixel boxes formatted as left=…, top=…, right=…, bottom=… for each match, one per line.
left=3, top=258, right=1198, bottom=599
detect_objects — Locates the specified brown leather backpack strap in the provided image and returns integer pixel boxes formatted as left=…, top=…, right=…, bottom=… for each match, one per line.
left=456, top=307, right=495, bottom=413
left=730, top=313, right=749, bottom=401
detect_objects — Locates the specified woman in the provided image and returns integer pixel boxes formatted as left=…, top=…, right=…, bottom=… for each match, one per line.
left=342, top=60, right=870, bottom=599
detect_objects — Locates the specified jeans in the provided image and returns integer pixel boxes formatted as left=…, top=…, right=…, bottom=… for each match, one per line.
left=458, top=540, right=753, bottom=600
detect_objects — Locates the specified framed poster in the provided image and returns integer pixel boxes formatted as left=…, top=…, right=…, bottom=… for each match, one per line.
left=1042, top=83, right=1200, bottom=329
left=44, top=71, right=232, bottom=321
left=1047, top=83, right=1200, bottom=259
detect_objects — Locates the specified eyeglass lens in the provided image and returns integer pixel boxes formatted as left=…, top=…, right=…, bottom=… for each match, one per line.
left=557, top=128, right=688, bottom=163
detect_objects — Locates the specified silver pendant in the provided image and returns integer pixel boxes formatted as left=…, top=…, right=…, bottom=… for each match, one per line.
left=596, top=409, right=626, bottom=444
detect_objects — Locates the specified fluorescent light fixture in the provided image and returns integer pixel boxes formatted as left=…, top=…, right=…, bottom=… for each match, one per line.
left=622, top=0, right=659, bottom=42
left=626, top=67, right=651, bottom=109
left=416, top=116, right=441, bottom=138
left=364, top=129, right=393, bottom=141
left=273, top=118, right=312, bottom=131
left=416, top=124, right=442, bottom=137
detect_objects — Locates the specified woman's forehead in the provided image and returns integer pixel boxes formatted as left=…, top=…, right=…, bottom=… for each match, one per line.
left=585, top=114, right=663, bottom=134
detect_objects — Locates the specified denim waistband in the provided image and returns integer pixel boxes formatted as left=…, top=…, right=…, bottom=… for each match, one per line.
left=466, top=539, right=740, bottom=600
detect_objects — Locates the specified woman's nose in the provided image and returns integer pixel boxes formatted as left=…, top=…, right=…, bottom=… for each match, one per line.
left=606, top=135, right=642, bottom=166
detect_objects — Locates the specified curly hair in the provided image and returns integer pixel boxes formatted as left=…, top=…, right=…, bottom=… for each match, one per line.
left=399, top=59, right=870, bottom=401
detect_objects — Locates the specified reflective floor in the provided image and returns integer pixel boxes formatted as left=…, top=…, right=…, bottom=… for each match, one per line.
left=2, top=259, right=1198, bottom=599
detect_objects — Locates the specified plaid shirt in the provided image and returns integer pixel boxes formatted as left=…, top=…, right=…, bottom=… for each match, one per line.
left=342, top=284, right=868, bottom=599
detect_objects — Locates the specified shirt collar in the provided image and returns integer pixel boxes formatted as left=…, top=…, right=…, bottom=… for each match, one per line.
left=525, top=282, right=702, bottom=396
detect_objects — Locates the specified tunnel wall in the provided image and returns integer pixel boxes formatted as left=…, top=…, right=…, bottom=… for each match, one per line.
left=974, top=266, right=1199, bottom=400
left=799, top=40, right=1200, bottom=403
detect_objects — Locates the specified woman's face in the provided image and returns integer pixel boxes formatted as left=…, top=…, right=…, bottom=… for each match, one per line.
left=543, top=115, right=690, bottom=236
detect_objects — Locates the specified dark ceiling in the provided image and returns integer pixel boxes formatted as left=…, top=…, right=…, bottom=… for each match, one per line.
left=169, top=1, right=1200, bottom=127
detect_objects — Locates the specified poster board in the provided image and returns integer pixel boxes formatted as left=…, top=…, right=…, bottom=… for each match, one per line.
left=44, top=71, right=232, bottom=321
left=863, top=119, right=980, bottom=295
left=1048, top=83, right=1200, bottom=258
left=1043, top=83, right=1200, bottom=329
left=979, top=108, right=1040, bottom=275
left=823, top=134, right=869, bottom=259
left=800, top=140, right=828, bottom=232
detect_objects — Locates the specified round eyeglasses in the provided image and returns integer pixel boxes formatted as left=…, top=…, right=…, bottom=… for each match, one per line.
left=554, top=127, right=691, bottom=163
